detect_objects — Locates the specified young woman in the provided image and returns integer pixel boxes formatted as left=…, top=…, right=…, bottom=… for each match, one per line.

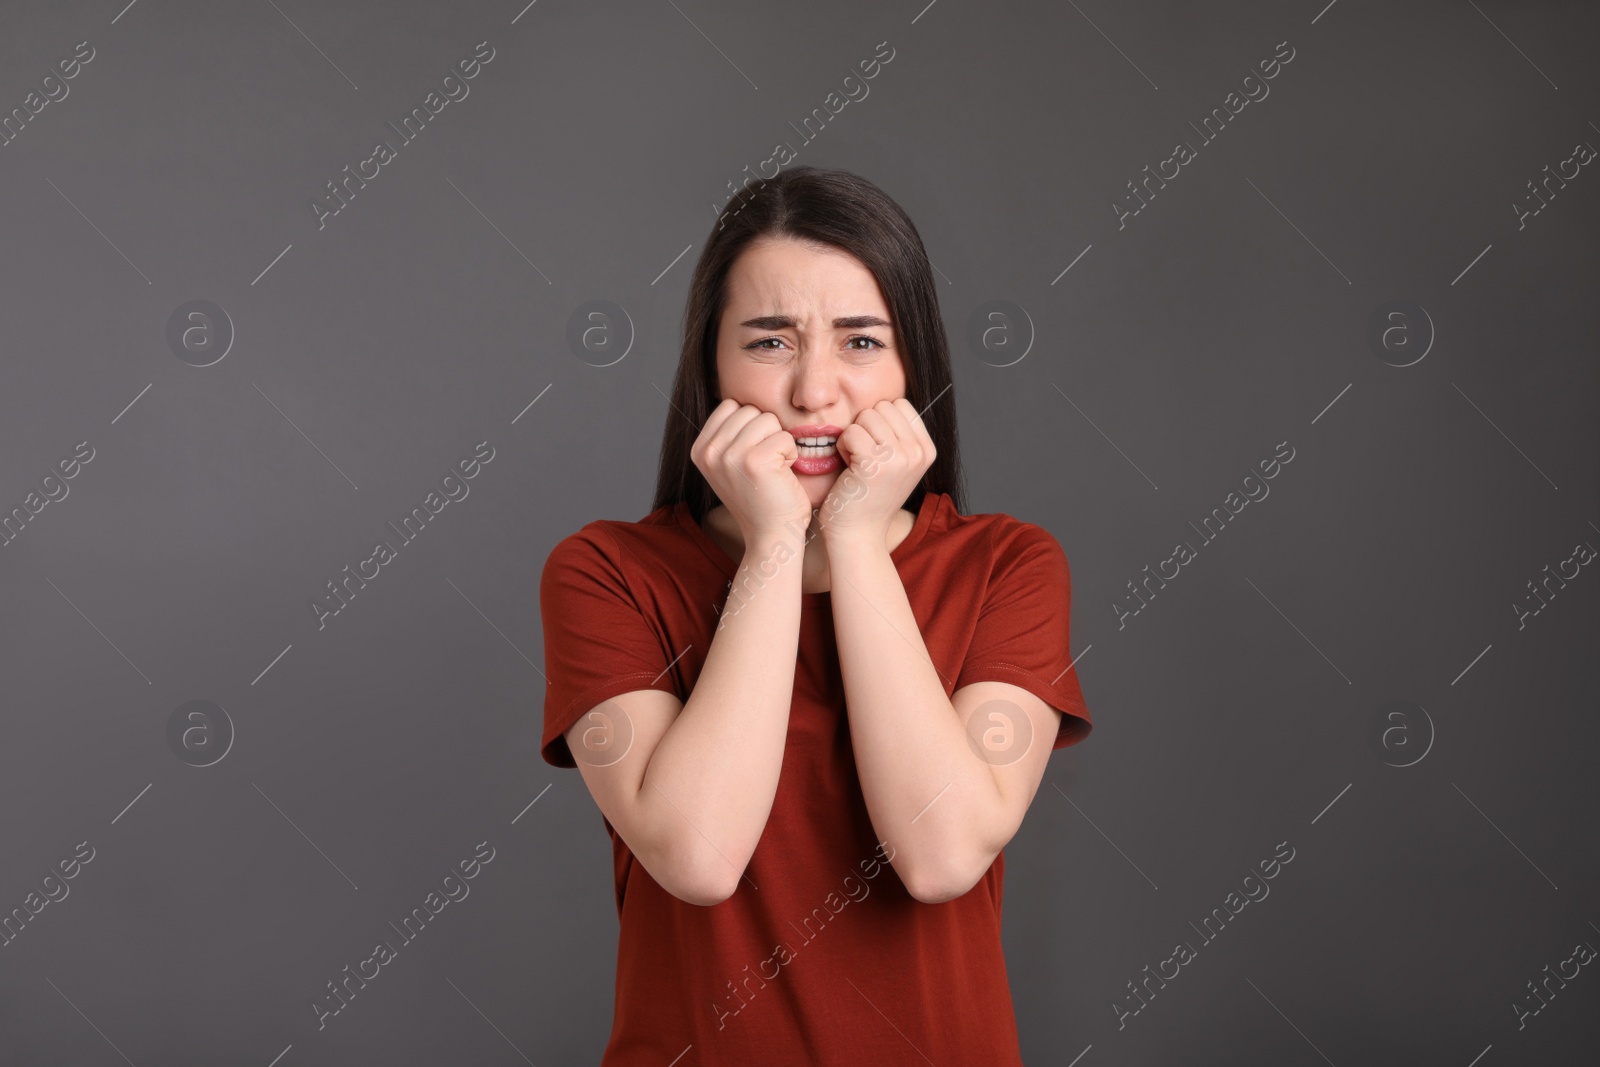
left=539, top=166, right=1092, bottom=1065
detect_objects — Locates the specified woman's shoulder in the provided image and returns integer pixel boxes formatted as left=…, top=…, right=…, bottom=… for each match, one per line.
left=542, top=504, right=687, bottom=576
left=932, top=500, right=1065, bottom=562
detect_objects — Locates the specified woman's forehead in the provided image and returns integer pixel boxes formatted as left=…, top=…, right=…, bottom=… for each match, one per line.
left=725, top=244, right=889, bottom=320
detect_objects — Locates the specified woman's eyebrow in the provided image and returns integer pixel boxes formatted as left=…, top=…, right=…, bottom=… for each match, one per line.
left=738, top=314, right=892, bottom=330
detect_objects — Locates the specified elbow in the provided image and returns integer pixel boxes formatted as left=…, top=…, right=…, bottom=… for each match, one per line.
left=904, top=870, right=974, bottom=905
left=905, top=877, right=963, bottom=905
left=923, top=812, right=1021, bottom=901
left=673, top=867, right=740, bottom=907
left=647, top=837, right=746, bottom=907
left=648, top=863, right=734, bottom=907
left=899, top=817, right=1008, bottom=904
left=668, top=878, right=736, bottom=908
left=901, top=849, right=996, bottom=905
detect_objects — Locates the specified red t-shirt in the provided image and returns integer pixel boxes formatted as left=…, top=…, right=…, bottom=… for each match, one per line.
left=539, top=490, right=1092, bottom=1065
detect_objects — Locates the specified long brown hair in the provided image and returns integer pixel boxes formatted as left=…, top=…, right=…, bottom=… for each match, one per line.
left=650, top=165, right=967, bottom=520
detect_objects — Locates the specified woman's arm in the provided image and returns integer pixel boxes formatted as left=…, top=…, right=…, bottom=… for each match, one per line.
left=826, top=536, right=1060, bottom=904
left=566, top=528, right=806, bottom=906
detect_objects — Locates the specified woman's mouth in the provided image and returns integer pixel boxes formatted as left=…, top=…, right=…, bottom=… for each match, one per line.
left=793, top=436, right=842, bottom=476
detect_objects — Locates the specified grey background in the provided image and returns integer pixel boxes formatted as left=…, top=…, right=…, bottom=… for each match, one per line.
left=1, top=0, right=1596, bottom=1064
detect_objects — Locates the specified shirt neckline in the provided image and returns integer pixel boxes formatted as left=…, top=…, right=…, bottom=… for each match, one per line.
left=673, top=491, right=943, bottom=603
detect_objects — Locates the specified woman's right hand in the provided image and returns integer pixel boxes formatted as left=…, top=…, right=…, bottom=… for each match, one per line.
left=691, top=399, right=814, bottom=543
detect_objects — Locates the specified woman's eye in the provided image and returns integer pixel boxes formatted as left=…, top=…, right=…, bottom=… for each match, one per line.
left=743, top=336, right=885, bottom=353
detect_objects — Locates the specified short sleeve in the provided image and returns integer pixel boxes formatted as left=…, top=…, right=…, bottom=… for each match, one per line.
left=539, top=525, right=680, bottom=768
left=954, top=522, right=1093, bottom=749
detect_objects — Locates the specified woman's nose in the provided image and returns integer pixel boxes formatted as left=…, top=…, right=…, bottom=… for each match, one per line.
left=789, top=350, right=840, bottom=407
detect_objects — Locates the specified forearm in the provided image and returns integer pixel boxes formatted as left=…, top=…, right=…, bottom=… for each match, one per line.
left=640, top=529, right=805, bottom=898
left=827, top=536, right=1004, bottom=901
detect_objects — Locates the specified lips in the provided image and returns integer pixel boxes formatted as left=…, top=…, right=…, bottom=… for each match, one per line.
left=788, top=424, right=845, bottom=439
left=792, top=449, right=843, bottom=476
left=787, top=424, right=846, bottom=476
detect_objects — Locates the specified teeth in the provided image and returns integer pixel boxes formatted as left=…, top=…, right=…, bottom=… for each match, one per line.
left=797, top=436, right=837, bottom=446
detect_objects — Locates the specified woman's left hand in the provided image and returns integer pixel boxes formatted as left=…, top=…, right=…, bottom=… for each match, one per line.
left=817, top=398, right=937, bottom=547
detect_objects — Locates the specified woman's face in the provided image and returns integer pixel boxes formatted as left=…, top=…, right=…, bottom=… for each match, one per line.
left=714, top=235, right=907, bottom=511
